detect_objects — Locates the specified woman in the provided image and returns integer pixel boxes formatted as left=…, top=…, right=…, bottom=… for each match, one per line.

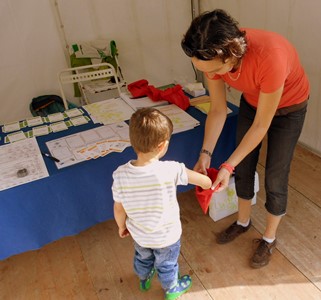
left=181, top=9, right=309, bottom=268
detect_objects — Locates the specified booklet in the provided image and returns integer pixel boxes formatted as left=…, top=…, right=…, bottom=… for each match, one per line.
left=120, top=92, right=168, bottom=111
left=157, top=104, right=200, bottom=134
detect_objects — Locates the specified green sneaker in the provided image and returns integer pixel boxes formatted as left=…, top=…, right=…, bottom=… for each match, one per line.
left=165, top=275, right=192, bottom=300
left=139, top=268, right=156, bottom=292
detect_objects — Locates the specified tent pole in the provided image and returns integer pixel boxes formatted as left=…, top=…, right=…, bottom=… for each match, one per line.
left=191, top=0, right=200, bottom=19
left=50, top=0, right=71, bottom=67
left=191, top=0, right=203, bottom=83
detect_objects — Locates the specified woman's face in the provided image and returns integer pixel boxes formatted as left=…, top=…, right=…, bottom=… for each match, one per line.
left=191, top=57, right=233, bottom=77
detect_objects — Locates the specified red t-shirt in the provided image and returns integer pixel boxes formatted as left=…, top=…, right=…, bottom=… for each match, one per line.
left=207, top=28, right=310, bottom=108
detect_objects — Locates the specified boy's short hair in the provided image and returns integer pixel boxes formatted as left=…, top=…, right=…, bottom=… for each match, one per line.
left=129, top=107, right=173, bottom=153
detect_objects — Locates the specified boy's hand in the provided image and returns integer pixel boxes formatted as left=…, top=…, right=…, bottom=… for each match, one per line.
left=119, top=227, right=130, bottom=238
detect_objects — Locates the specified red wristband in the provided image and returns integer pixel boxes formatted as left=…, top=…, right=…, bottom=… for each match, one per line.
left=219, top=162, right=235, bottom=174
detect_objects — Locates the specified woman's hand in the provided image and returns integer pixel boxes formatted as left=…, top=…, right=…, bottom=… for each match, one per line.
left=193, top=154, right=211, bottom=175
left=211, top=167, right=231, bottom=192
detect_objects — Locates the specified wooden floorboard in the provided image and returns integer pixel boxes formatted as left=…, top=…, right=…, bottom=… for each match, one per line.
left=255, top=141, right=321, bottom=291
left=259, top=140, right=321, bottom=208
left=178, top=190, right=321, bottom=300
left=0, top=143, right=320, bottom=300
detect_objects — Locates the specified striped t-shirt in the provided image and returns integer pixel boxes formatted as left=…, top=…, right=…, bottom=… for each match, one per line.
left=112, top=160, right=188, bottom=248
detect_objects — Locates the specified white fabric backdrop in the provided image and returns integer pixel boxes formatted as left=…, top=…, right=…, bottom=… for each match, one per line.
left=0, top=0, right=320, bottom=155
left=201, top=0, right=321, bottom=155
left=0, top=0, right=67, bottom=124
left=0, top=0, right=195, bottom=123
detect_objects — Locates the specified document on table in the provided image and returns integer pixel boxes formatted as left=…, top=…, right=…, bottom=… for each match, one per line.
left=194, top=102, right=232, bottom=115
left=83, top=98, right=134, bottom=125
left=0, top=138, right=49, bottom=191
left=157, top=104, right=200, bottom=134
left=26, top=116, right=44, bottom=127
left=2, top=121, right=23, bottom=133
left=46, top=122, right=131, bottom=169
left=120, top=92, right=168, bottom=111
left=5, top=131, right=27, bottom=143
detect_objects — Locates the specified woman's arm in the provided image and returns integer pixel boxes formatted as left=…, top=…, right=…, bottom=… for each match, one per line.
left=213, top=85, right=284, bottom=191
left=194, top=78, right=228, bottom=174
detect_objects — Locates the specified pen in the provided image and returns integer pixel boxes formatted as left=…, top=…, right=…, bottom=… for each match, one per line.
left=41, top=152, right=60, bottom=163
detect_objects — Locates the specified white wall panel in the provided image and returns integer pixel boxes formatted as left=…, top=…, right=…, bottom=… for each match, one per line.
left=56, top=0, right=195, bottom=100
left=0, top=0, right=194, bottom=124
left=0, top=0, right=66, bottom=123
left=0, top=0, right=320, bottom=154
left=200, top=0, right=321, bottom=155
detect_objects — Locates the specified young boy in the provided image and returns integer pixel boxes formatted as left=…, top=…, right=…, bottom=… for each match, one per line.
left=112, top=107, right=212, bottom=299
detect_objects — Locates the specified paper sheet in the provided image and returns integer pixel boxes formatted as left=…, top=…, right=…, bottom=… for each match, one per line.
left=120, top=92, right=168, bottom=111
left=46, top=122, right=130, bottom=169
left=194, top=102, right=232, bottom=115
left=2, top=121, right=22, bottom=133
left=83, top=98, right=134, bottom=125
left=0, top=138, right=49, bottom=191
left=157, top=104, right=200, bottom=134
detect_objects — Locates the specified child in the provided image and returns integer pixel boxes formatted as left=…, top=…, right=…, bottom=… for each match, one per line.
left=112, top=107, right=212, bottom=299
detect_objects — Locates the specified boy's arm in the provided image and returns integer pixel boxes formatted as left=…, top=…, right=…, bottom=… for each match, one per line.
left=185, top=168, right=212, bottom=190
left=114, top=202, right=130, bottom=238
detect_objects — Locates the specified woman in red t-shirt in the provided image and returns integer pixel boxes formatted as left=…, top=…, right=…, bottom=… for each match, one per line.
left=181, top=9, right=309, bottom=268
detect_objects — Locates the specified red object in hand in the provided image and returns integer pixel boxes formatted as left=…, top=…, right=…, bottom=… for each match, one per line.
left=195, top=168, right=221, bottom=214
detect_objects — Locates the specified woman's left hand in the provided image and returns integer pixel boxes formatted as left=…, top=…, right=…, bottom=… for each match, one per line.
left=211, top=167, right=231, bottom=192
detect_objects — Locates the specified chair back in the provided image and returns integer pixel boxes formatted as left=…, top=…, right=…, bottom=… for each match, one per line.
left=58, top=63, right=121, bottom=108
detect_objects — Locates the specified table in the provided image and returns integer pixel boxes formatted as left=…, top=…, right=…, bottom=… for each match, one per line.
left=0, top=103, right=238, bottom=260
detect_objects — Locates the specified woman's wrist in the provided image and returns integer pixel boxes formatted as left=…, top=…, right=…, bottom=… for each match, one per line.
left=200, top=148, right=212, bottom=158
left=219, top=162, right=235, bottom=174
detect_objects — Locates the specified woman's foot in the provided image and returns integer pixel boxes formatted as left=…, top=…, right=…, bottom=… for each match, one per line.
left=216, top=220, right=252, bottom=244
left=250, top=239, right=277, bottom=268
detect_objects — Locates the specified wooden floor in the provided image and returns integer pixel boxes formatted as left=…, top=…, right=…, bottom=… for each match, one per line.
left=1, top=141, right=321, bottom=300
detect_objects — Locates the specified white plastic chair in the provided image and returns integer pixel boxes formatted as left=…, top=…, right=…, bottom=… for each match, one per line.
left=58, top=62, right=124, bottom=109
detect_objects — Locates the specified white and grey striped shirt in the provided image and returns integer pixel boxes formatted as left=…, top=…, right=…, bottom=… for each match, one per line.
left=112, top=160, right=188, bottom=248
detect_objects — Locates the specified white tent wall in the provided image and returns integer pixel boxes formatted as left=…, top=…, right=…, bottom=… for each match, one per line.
left=1, top=1, right=320, bottom=156
left=0, top=0, right=67, bottom=124
left=0, top=0, right=195, bottom=124
left=200, top=0, right=321, bottom=155
left=57, top=0, right=195, bottom=87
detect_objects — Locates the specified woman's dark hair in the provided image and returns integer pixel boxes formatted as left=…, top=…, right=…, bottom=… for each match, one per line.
left=181, top=9, right=247, bottom=62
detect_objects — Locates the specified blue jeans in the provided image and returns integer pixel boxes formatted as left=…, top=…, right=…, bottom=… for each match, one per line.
left=235, top=96, right=307, bottom=215
left=133, top=239, right=180, bottom=290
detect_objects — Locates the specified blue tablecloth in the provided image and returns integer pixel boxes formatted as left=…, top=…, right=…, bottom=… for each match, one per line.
left=0, top=104, right=238, bottom=260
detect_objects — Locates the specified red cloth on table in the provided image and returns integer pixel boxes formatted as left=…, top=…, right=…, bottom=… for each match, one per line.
left=146, top=85, right=162, bottom=101
left=195, top=168, right=221, bottom=214
left=127, top=79, right=190, bottom=110
left=159, top=85, right=190, bottom=111
left=127, top=79, right=149, bottom=98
